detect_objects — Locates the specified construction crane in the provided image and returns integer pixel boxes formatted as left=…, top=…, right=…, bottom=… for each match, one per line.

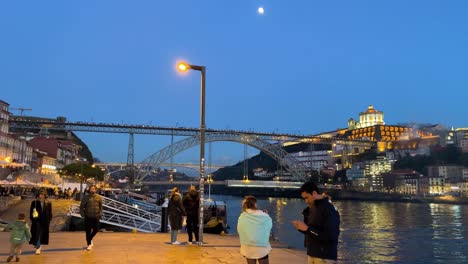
left=10, top=107, right=32, bottom=116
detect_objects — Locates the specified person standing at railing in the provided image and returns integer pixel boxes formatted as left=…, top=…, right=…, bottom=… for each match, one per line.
left=79, top=185, right=102, bottom=251
left=29, top=189, right=52, bottom=255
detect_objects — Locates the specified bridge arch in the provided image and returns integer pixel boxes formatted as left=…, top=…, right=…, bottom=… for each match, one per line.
left=136, top=133, right=309, bottom=182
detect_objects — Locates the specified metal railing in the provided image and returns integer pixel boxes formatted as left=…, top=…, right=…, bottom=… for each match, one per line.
left=68, top=204, right=160, bottom=233
left=100, top=195, right=161, bottom=223
left=122, top=197, right=160, bottom=213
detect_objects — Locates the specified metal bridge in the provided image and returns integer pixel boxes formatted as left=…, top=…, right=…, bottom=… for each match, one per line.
left=96, top=162, right=225, bottom=170
left=137, top=133, right=312, bottom=182
left=10, top=117, right=375, bottom=182
left=9, top=117, right=374, bottom=145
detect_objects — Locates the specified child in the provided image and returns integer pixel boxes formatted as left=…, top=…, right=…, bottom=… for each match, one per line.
left=2, top=213, right=32, bottom=262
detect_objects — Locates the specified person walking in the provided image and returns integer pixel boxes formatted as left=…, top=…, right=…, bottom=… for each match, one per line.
left=167, top=187, right=185, bottom=245
left=292, top=181, right=340, bottom=264
left=237, top=195, right=272, bottom=264
left=79, top=185, right=102, bottom=251
left=2, top=213, right=32, bottom=262
left=29, top=189, right=52, bottom=255
left=182, top=185, right=200, bottom=244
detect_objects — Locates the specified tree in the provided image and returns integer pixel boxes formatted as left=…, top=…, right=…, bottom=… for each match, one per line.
left=58, top=163, right=105, bottom=192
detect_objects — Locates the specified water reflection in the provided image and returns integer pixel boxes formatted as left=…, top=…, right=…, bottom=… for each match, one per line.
left=430, top=203, right=467, bottom=263
left=215, top=195, right=468, bottom=263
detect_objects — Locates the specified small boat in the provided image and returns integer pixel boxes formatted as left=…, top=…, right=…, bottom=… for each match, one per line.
left=203, top=200, right=227, bottom=234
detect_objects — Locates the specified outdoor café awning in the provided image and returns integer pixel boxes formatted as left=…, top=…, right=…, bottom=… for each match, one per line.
left=7, top=162, right=29, bottom=168
left=0, top=179, right=38, bottom=186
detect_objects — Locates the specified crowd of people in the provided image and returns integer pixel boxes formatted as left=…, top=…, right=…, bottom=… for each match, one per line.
left=166, top=181, right=341, bottom=264
left=0, top=185, right=79, bottom=200
left=1, top=181, right=341, bottom=264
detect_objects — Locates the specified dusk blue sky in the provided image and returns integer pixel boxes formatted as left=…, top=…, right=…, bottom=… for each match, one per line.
left=1, top=1, right=467, bottom=165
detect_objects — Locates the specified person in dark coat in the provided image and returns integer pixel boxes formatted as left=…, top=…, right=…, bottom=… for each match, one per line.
left=79, top=185, right=102, bottom=251
left=167, top=187, right=185, bottom=245
left=29, top=189, right=52, bottom=255
left=292, top=181, right=340, bottom=263
left=183, top=185, right=200, bottom=244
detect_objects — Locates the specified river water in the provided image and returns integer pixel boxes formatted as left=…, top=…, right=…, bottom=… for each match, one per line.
left=212, top=195, right=468, bottom=264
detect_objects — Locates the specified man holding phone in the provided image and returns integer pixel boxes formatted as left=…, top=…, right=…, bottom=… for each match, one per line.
left=292, top=181, right=340, bottom=264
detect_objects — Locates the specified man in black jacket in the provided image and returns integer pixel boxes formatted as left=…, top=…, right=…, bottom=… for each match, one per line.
left=182, top=185, right=200, bottom=244
left=292, top=181, right=340, bottom=263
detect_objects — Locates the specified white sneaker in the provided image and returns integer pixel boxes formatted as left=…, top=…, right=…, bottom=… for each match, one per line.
left=35, top=247, right=41, bottom=255
left=86, top=244, right=94, bottom=251
left=171, top=241, right=181, bottom=245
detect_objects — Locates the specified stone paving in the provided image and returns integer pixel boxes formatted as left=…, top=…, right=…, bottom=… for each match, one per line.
left=0, top=198, right=74, bottom=232
left=0, top=199, right=306, bottom=263
left=0, top=232, right=306, bottom=264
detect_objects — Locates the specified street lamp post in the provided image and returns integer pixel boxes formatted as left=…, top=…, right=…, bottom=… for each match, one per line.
left=177, top=62, right=206, bottom=244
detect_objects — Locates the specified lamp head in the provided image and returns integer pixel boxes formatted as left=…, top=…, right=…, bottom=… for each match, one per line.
left=177, top=62, right=190, bottom=72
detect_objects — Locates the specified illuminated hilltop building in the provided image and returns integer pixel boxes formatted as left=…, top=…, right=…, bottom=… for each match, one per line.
left=341, top=105, right=439, bottom=152
left=347, top=105, right=385, bottom=129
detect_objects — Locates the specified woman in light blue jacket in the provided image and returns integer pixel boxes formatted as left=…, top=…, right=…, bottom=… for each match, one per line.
left=237, top=196, right=272, bottom=264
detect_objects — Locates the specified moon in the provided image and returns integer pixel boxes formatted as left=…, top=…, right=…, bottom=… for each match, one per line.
left=258, top=6, right=264, bottom=15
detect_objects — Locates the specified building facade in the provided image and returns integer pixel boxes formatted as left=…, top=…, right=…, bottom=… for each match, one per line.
left=427, top=165, right=464, bottom=183
left=290, top=150, right=333, bottom=172
left=0, top=100, right=33, bottom=168
left=420, top=177, right=445, bottom=195
left=364, top=157, right=393, bottom=191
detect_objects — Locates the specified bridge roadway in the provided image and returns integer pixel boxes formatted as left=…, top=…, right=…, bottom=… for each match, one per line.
left=9, top=116, right=375, bottom=146
left=140, top=180, right=334, bottom=189
left=97, top=162, right=225, bottom=169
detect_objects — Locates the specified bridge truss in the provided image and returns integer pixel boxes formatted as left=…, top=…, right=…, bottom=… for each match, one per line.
left=137, top=133, right=310, bottom=182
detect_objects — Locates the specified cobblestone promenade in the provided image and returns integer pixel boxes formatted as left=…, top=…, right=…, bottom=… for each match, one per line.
left=1, top=199, right=306, bottom=264
left=0, top=232, right=306, bottom=264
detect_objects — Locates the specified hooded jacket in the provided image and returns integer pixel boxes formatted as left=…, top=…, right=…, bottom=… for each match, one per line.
left=5, top=220, right=32, bottom=245
left=238, top=209, right=272, bottom=247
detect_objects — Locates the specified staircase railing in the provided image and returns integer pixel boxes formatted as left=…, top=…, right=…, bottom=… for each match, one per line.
left=101, top=195, right=161, bottom=223
left=68, top=204, right=160, bottom=233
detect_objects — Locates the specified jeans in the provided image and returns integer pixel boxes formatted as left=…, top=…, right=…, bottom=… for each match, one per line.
left=170, top=229, right=179, bottom=243
left=85, top=217, right=100, bottom=246
left=35, top=229, right=41, bottom=249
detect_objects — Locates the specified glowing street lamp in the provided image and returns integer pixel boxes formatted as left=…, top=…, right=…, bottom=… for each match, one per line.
left=207, top=174, right=213, bottom=201
left=176, top=61, right=206, bottom=244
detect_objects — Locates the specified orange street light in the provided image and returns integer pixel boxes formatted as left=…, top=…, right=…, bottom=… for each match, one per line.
left=176, top=60, right=206, bottom=244
left=177, top=62, right=189, bottom=72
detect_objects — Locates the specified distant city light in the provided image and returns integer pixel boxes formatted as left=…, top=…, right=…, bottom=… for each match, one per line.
left=258, top=7, right=264, bottom=15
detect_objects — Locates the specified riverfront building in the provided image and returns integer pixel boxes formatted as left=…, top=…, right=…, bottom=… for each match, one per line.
left=0, top=100, right=33, bottom=168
